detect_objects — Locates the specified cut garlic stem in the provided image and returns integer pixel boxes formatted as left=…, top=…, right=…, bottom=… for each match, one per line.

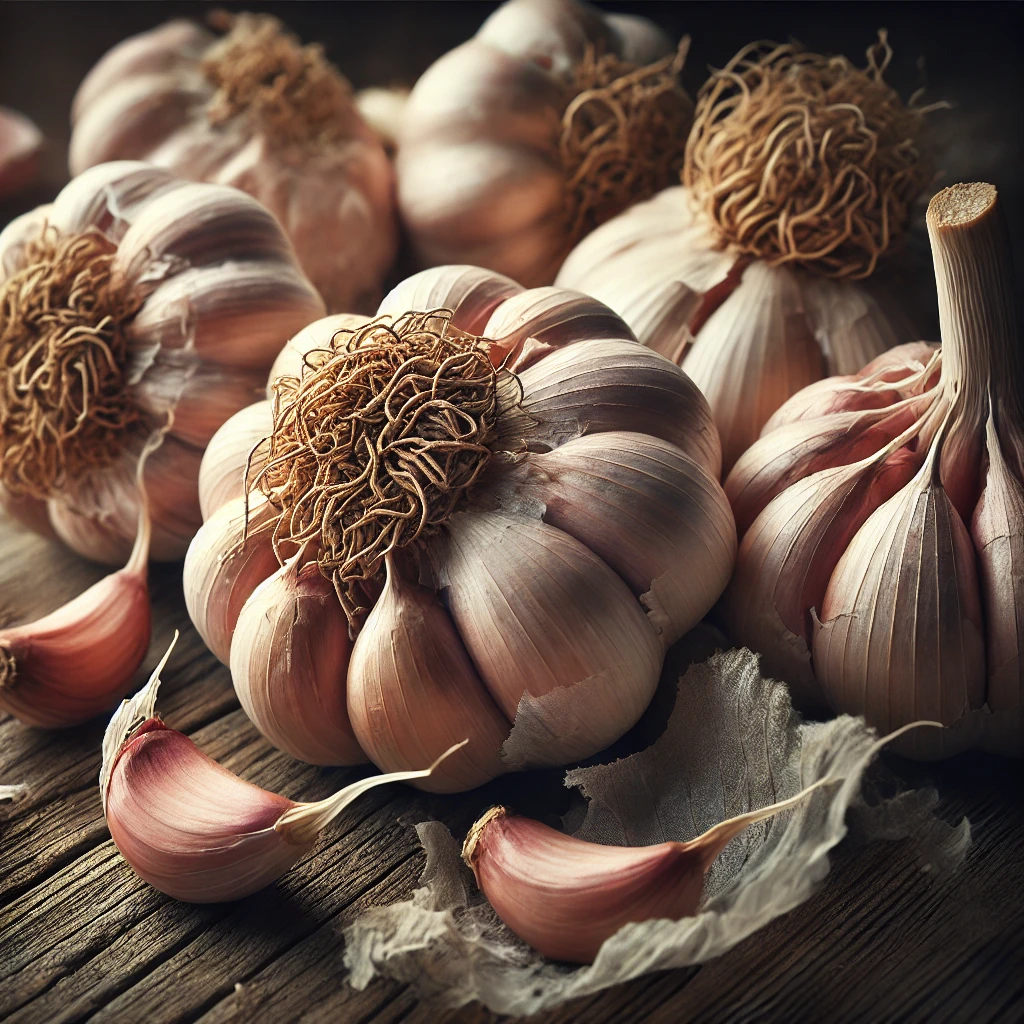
left=102, top=635, right=466, bottom=902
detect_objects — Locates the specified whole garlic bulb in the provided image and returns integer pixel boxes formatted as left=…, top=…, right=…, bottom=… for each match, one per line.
left=723, top=182, right=1022, bottom=759
left=0, top=107, right=42, bottom=199
left=397, top=0, right=691, bottom=286
left=186, top=264, right=736, bottom=791
left=557, top=35, right=937, bottom=474
left=69, top=12, right=396, bottom=313
left=0, top=161, right=323, bottom=563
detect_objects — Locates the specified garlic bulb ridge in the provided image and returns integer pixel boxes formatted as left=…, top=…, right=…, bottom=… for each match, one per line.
left=723, top=182, right=1024, bottom=758
left=187, top=264, right=736, bottom=787
left=557, top=34, right=938, bottom=473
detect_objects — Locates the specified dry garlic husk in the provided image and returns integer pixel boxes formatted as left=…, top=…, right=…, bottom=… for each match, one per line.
left=69, top=12, right=396, bottom=312
left=100, top=635, right=464, bottom=902
left=397, top=0, right=691, bottom=286
left=463, top=781, right=827, bottom=964
left=0, top=471, right=152, bottom=728
left=723, top=182, right=1023, bottom=758
left=186, top=264, right=736, bottom=790
left=0, top=107, right=42, bottom=199
left=0, top=161, right=323, bottom=563
left=557, top=35, right=938, bottom=473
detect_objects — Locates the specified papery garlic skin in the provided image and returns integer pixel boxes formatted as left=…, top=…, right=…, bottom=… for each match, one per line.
left=397, top=0, right=690, bottom=287
left=723, top=182, right=1024, bottom=757
left=70, top=15, right=396, bottom=312
left=0, top=161, right=323, bottom=564
left=187, top=265, right=736, bottom=786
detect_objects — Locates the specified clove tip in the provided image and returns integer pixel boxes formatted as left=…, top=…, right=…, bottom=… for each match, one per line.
left=461, top=805, right=508, bottom=874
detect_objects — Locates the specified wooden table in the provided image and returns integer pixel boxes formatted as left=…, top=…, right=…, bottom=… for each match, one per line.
left=1, top=514, right=1023, bottom=1024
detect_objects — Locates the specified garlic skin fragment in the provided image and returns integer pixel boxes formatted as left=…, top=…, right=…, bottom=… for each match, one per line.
left=101, top=638, right=466, bottom=902
left=348, top=556, right=511, bottom=793
left=434, top=510, right=662, bottom=767
left=463, top=785, right=827, bottom=964
left=231, top=556, right=366, bottom=767
left=0, top=485, right=152, bottom=729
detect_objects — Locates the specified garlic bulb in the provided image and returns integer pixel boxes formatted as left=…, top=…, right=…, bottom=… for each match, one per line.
left=0, top=161, right=322, bottom=563
left=0, top=106, right=42, bottom=198
left=557, top=36, right=937, bottom=473
left=186, top=264, right=736, bottom=789
left=69, top=12, right=396, bottom=312
left=463, top=783, right=826, bottom=964
left=723, top=182, right=1023, bottom=758
left=397, top=0, right=691, bottom=286
left=101, top=635, right=465, bottom=902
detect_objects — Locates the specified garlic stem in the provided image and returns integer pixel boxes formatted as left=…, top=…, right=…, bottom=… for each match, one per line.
left=929, top=183, right=1020, bottom=411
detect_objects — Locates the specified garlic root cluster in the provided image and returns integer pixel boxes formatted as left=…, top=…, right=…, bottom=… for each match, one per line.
left=724, top=183, right=1023, bottom=758
left=186, top=265, right=736, bottom=791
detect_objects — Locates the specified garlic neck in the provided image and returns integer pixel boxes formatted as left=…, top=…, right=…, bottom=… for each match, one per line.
left=0, top=227, right=140, bottom=500
left=559, top=42, right=692, bottom=250
left=201, top=12, right=356, bottom=151
left=928, top=183, right=1021, bottom=417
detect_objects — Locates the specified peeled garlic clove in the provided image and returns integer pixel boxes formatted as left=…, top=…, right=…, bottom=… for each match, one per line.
left=183, top=494, right=281, bottom=663
left=102, top=638, right=463, bottom=902
left=347, top=556, right=510, bottom=793
left=723, top=451, right=919, bottom=709
left=230, top=556, right=366, bottom=766
left=972, top=414, right=1024, bottom=753
left=433, top=510, right=662, bottom=767
left=198, top=400, right=273, bottom=520
left=509, top=431, right=736, bottom=647
left=508, top=337, right=721, bottom=478
left=726, top=400, right=928, bottom=538
left=267, top=314, right=372, bottom=396
left=463, top=782, right=827, bottom=964
left=377, top=265, right=523, bottom=336
left=814, top=450, right=986, bottom=757
left=0, top=488, right=151, bottom=728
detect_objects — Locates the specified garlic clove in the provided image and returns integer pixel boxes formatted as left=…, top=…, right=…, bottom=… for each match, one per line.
left=71, top=20, right=213, bottom=124
left=509, top=431, right=736, bottom=647
left=972, top=413, right=1024, bottom=753
left=377, top=265, right=524, bottom=336
left=198, top=400, right=274, bottom=520
left=432, top=509, right=662, bottom=767
left=0, top=476, right=151, bottom=728
left=681, top=261, right=824, bottom=475
left=183, top=493, right=282, bottom=664
left=463, top=781, right=829, bottom=964
left=126, top=259, right=325, bottom=370
left=347, top=555, right=510, bottom=793
left=230, top=554, right=366, bottom=767
left=507, top=337, right=721, bottom=478
left=723, top=451, right=919, bottom=710
left=482, top=287, right=636, bottom=364
left=102, top=636, right=464, bottom=902
left=813, top=447, right=987, bottom=757
left=267, top=314, right=373, bottom=396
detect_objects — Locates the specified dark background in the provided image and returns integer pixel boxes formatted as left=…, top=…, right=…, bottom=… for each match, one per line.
left=1, top=0, right=1023, bottom=287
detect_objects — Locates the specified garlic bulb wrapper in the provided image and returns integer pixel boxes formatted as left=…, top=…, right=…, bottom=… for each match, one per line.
left=189, top=264, right=735, bottom=788
left=558, top=36, right=938, bottom=474
left=70, top=13, right=396, bottom=313
left=0, top=161, right=323, bottom=564
left=723, top=182, right=1023, bottom=758
left=0, top=107, right=42, bottom=199
left=101, top=636, right=465, bottom=902
left=397, top=0, right=691, bottom=287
